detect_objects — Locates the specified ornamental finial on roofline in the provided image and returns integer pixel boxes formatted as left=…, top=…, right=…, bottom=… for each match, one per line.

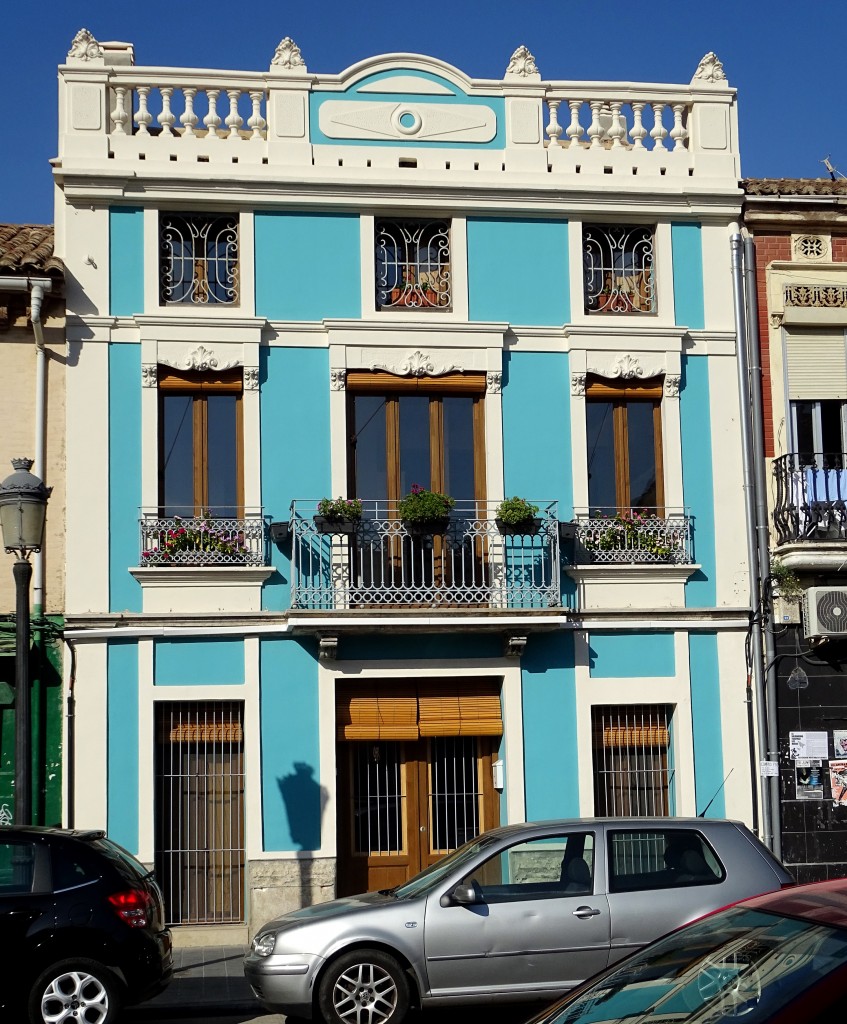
left=67, top=28, right=104, bottom=63
left=505, top=45, right=541, bottom=80
left=692, top=52, right=727, bottom=85
left=270, top=36, right=307, bottom=73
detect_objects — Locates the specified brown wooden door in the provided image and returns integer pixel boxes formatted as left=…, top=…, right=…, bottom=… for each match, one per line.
left=336, top=736, right=498, bottom=896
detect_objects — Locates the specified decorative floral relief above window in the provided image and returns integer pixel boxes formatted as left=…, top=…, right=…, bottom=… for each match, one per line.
left=793, top=234, right=828, bottom=262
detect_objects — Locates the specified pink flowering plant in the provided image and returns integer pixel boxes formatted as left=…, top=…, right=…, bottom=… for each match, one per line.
left=398, top=483, right=455, bottom=524
left=142, top=512, right=248, bottom=563
left=316, top=497, right=364, bottom=521
left=586, top=508, right=677, bottom=560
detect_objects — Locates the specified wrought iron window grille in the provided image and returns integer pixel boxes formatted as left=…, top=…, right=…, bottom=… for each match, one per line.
left=160, top=213, right=239, bottom=305
left=375, top=219, right=451, bottom=311
left=583, top=224, right=655, bottom=314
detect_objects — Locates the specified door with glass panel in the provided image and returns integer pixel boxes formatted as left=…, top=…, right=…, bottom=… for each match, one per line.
left=337, top=736, right=498, bottom=897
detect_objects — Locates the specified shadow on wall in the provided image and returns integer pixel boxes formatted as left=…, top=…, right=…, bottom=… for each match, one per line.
left=278, top=762, right=329, bottom=907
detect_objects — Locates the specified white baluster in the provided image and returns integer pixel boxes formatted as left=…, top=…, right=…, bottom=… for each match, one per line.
left=248, top=91, right=266, bottom=140
left=180, top=88, right=198, bottom=137
left=630, top=102, right=647, bottom=149
left=607, top=101, right=625, bottom=147
left=565, top=100, right=584, bottom=149
left=134, top=86, right=152, bottom=135
left=158, top=87, right=176, bottom=136
left=670, top=103, right=688, bottom=151
left=545, top=99, right=563, bottom=147
left=587, top=101, right=603, bottom=148
left=650, top=103, right=668, bottom=151
left=110, top=86, right=130, bottom=135
left=203, top=89, right=221, bottom=139
left=225, top=90, right=243, bottom=139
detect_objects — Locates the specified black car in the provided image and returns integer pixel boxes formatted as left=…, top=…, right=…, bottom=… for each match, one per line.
left=0, top=826, right=173, bottom=1024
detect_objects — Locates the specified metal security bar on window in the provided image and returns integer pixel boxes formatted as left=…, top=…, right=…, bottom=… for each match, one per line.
left=428, top=736, right=481, bottom=854
left=160, top=214, right=238, bottom=304
left=352, top=742, right=406, bottom=856
left=592, top=705, right=672, bottom=817
left=154, top=701, right=245, bottom=925
left=375, top=220, right=451, bottom=310
left=583, top=224, right=655, bottom=313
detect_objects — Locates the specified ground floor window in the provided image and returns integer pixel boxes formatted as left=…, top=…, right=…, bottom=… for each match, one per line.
left=154, top=700, right=245, bottom=925
left=592, top=704, right=673, bottom=816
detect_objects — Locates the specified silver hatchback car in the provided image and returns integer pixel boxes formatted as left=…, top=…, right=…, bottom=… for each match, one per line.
left=244, top=818, right=793, bottom=1024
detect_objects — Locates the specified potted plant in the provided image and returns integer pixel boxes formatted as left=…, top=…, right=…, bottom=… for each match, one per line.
left=141, top=513, right=249, bottom=564
left=584, top=509, right=678, bottom=561
left=495, top=497, right=541, bottom=535
left=314, top=497, right=364, bottom=534
left=398, top=484, right=455, bottom=535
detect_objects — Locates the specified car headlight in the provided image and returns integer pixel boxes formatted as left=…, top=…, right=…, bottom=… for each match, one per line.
left=252, top=932, right=277, bottom=957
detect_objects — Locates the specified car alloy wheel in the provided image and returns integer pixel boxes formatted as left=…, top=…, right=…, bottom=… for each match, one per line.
left=319, top=949, right=410, bottom=1024
left=29, top=958, right=119, bottom=1024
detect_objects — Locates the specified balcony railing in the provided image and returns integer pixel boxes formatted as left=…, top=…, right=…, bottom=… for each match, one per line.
left=773, top=454, right=847, bottom=544
left=139, top=510, right=266, bottom=566
left=571, top=509, right=692, bottom=564
left=289, top=500, right=560, bottom=610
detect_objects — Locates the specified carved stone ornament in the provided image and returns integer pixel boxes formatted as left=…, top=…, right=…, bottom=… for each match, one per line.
left=692, top=52, right=727, bottom=84
left=571, top=373, right=587, bottom=396
left=770, top=312, right=785, bottom=329
left=158, top=346, right=240, bottom=373
left=330, top=369, right=347, bottom=391
left=505, top=45, right=541, bottom=80
left=664, top=375, right=681, bottom=398
left=141, top=364, right=158, bottom=388
left=486, top=371, right=503, bottom=394
left=608, top=354, right=644, bottom=379
left=371, top=350, right=461, bottom=378
left=270, top=37, right=307, bottom=72
left=67, top=28, right=104, bottom=63
left=244, top=367, right=259, bottom=391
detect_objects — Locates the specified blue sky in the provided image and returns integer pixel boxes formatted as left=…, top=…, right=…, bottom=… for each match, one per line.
left=2, top=0, right=843, bottom=224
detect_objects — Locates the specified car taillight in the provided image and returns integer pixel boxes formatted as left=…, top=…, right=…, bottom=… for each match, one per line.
left=108, top=888, right=153, bottom=928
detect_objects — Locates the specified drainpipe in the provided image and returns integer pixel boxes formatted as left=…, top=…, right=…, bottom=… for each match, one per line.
left=729, top=228, right=772, bottom=849
left=744, top=236, right=781, bottom=860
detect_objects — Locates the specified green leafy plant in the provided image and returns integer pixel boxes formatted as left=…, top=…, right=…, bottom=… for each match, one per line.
left=495, top=496, right=540, bottom=526
left=584, top=509, right=678, bottom=560
left=316, top=497, right=364, bottom=521
left=770, top=558, right=803, bottom=601
left=142, top=513, right=248, bottom=562
left=397, top=484, right=455, bottom=524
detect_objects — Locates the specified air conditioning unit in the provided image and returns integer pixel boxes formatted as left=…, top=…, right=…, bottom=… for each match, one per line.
left=802, top=587, right=847, bottom=640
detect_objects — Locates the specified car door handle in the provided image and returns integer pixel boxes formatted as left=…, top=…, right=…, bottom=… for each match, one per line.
left=572, top=906, right=601, bottom=919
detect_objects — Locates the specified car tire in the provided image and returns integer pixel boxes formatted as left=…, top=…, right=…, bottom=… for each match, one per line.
left=27, top=957, right=122, bottom=1024
left=318, top=948, right=411, bottom=1024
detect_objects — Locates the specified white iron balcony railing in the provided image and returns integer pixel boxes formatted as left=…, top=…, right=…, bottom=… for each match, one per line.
left=289, top=500, right=561, bottom=610
left=139, top=509, right=266, bottom=566
left=571, top=508, right=692, bottom=564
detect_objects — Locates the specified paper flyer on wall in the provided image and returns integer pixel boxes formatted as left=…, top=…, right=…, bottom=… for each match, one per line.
left=795, top=759, right=824, bottom=801
left=834, top=732, right=847, bottom=759
left=831, top=760, right=847, bottom=806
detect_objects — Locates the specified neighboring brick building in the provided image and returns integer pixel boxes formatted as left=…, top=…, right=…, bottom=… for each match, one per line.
left=0, top=223, right=65, bottom=825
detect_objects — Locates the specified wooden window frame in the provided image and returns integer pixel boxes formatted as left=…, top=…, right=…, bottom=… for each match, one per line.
left=586, top=377, right=664, bottom=512
left=158, top=368, right=244, bottom=515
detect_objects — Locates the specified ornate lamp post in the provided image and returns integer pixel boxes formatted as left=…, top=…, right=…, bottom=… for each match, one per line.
left=0, top=458, right=51, bottom=825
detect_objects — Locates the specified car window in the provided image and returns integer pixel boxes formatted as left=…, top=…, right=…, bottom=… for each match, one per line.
left=607, top=829, right=724, bottom=893
left=50, top=842, right=104, bottom=891
left=0, top=841, right=36, bottom=894
left=462, top=833, right=595, bottom=903
left=90, top=838, right=150, bottom=882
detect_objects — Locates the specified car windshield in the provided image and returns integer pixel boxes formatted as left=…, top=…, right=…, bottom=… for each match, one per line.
left=536, top=906, right=847, bottom=1024
left=391, top=830, right=506, bottom=899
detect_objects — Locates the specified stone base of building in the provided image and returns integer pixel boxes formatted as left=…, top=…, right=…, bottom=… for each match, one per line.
left=248, top=856, right=336, bottom=938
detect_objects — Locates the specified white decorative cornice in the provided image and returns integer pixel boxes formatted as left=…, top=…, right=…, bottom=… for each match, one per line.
left=664, top=375, right=681, bottom=398
left=588, top=353, right=666, bottom=382
left=141, top=364, right=157, bottom=388
left=330, top=369, right=347, bottom=391
left=692, top=51, right=727, bottom=84
left=158, top=345, right=240, bottom=373
left=571, top=373, right=586, bottom=396
left=486, top=371, right=502, bottom=394
left=270, top=36, right=307, bottom=73
left=244, top=367, right=259, bottom=391
left=505, top=45, right=540, bottom=80
left=371, top=350, right=461, bottom=378
left=67, top=28, right=104, bottom=63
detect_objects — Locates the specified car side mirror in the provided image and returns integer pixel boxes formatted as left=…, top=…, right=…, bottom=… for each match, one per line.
left=443, top=880, right=482, bottom=907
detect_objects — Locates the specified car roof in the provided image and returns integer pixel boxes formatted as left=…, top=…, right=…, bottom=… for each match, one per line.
left=490, top=817, right=741, bottom=836
left=737, top=878, right=847, bottom=928
left=0, top=826, right=106, bottom=841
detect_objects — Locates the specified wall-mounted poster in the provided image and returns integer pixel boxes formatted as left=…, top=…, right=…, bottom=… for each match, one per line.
left=834, top=732, right=847, bottom=758
left=790, top=732, right=829, bottom=759
left=795, top=759, right=824, bottom=800
left=831, top=760, right=847, bottom=806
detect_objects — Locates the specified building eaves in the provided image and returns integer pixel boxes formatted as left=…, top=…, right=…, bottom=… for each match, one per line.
left=0, top=224, right=63, bottom=276
left=743, top=178, right=847, bottom=198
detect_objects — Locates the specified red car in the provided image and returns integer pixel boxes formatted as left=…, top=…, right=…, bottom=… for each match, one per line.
left=531, top=879, right=847, bottom=1024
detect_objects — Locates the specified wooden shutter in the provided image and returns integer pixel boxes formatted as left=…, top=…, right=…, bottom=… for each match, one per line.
left=785, top=331, right=847, bottom=399
left=417, top=680, right=503, bottom=737
left=346, top=371, right=486, bottom=394
left=600, top=723, right=669, bottom=748
left=336, top=682, right=419, bottom=740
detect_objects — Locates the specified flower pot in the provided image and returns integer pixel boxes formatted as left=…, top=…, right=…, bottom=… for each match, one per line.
left=403, top=517, right=450, bottom=536
left=496, top=517, right=542, bottom=536
left=314, top=515, right=358, bottom=535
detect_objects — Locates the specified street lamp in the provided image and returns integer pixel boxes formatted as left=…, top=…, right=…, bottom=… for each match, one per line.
left=0, top=458, right=51, bottom=825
